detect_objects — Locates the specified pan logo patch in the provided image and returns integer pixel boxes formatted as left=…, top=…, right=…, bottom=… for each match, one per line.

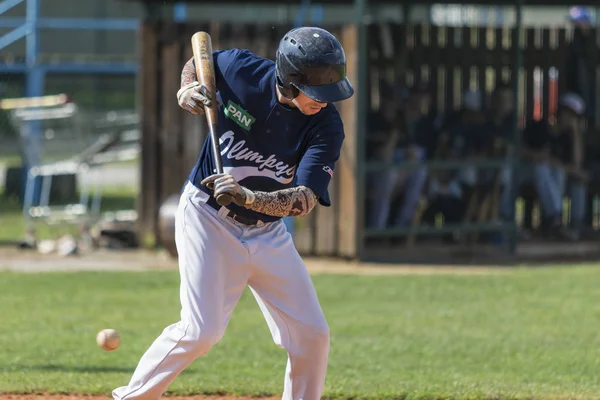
left=225, top=100, right=255, bottom=131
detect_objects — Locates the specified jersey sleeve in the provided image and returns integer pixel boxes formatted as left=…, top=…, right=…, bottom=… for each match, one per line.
left=295, top=116, right=345, bottom=207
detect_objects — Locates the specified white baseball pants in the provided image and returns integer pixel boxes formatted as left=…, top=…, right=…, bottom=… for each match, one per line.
left=113, top=182, right=330, bottom=400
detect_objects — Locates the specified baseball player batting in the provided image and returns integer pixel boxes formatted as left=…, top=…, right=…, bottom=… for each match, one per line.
left=112, top=26, right=354, bottom=400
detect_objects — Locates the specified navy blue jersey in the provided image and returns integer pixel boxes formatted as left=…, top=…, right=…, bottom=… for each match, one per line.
left=188, top=49, right=345, bottom=222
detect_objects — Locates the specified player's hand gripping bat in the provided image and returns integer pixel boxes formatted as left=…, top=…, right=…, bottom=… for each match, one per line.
left=191, top=31, right=232, bottom=207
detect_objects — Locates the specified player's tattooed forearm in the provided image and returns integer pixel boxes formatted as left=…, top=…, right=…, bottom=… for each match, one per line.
left=247, top=186, right=318, bottom=217
left=180, top=57, right=196, bottom=87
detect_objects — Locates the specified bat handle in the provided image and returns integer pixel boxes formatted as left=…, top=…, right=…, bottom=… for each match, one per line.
left=207, top=120, right=233, bottom=207
left=216, top=193, right=232, bottom=206
left=213, top=157, right=232, bottom=207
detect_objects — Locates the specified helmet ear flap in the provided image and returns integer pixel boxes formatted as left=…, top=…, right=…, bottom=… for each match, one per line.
left=276, top=75, right=299, bottom=100
left=280, top=87, right=295, bottom=100
left=290, top=84, right=300, bottom=99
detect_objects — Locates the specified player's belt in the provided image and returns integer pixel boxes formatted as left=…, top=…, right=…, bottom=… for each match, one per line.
left=205, top=197, right=260, bottom=226
left=223, top=210, right=260, bottom=226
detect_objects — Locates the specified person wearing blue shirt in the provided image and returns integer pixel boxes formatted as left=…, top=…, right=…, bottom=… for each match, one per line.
left=113, top=27, right=354, bottom=400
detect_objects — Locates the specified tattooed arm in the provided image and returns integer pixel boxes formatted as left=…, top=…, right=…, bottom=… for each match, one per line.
left=200, top=174, right=319, bottom=217
left=177, top=57, right=215, bottom=115
left=246, top=186, right=318, bottom=217
left=180, top=57, right=196, bottom=87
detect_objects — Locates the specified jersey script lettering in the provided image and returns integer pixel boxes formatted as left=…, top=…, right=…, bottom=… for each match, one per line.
left=220, top=131, right=296, bottom=184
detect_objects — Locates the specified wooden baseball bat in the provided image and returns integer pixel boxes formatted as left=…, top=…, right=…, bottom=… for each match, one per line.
left=191, top=31, right=232, bottom=206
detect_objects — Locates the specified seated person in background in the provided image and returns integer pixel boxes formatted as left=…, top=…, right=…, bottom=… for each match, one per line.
left=411, top=85, right=445, bottom=162
left=484, top=84, right=517, bottom=221
left=511, top=93, right=587, bottom=237
left=453, top=89, right=489, bottom=199
left=366, top=84, right=435, bottom=230
left=421, top=175, right=465, bottom=231
left=365, top=86, right=402, bottom=228
left=487, top=83, right=515, bottom=137
left=424, top=89, right=487, bottom=224
left=460, top=86, right=515, bottom=226
left=366, top=88, right=398, bottom=164
left=519, top=119, right=562, bottom=234
left=552, top=93, right=588, bottom=239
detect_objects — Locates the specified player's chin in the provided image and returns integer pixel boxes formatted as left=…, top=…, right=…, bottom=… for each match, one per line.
left=303, top=106, right=324, bottom=115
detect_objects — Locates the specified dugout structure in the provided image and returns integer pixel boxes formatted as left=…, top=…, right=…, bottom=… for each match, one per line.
left=131, top=0, right=600, bottom=263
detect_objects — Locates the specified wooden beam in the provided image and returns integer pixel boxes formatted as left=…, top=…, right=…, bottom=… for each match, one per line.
left=158, top=26, right=185, bottom=224
left=137, top=21, right=161, bottom=244
left=336, top=23, right=358, bottom=258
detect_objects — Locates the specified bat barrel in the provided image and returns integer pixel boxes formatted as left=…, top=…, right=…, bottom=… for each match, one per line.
left=191, top=32, right=217, bottom=96
left=192, top=31, right=232, bottom=206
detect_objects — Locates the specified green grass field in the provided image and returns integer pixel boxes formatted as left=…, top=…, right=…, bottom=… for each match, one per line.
left=1, top=265, right=600, bottom=399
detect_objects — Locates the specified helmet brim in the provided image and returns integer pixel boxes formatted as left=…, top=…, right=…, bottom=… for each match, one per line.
left=295, top=77, right=355, bottom=103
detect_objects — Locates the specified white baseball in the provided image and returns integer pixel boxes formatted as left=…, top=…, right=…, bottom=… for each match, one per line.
left=96, top=328, right=121, bottom=351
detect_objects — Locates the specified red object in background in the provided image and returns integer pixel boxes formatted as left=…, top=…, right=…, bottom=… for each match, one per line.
left=532, top=67, right=559, bottom=123
left=548, top=68, right=559, bottom=124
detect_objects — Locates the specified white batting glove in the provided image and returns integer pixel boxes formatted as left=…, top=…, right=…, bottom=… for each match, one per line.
left=200, top=173, right=255, bottom=207
left=177, top=82, right=214, bottom=115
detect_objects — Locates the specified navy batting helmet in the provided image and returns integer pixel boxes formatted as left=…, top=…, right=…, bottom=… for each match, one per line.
left=276, top=27, right=354, bottom=103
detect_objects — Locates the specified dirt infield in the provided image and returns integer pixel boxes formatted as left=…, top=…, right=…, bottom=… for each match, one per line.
left=0, top=396, right=279, bottom=400
left=0, top=247, right=509, bottom=275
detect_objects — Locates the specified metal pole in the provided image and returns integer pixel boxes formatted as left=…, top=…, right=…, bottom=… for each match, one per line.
left=508, top=0, right=523, bottom=255
left=24, top=0, right=43, bottom=208
left=355, top=0, right=368, bottom=260
left=25, top=0, right=40, bottom=98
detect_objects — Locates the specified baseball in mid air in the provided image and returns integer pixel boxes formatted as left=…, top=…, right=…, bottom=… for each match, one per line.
left=96, top=328, right=121, bottom=351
